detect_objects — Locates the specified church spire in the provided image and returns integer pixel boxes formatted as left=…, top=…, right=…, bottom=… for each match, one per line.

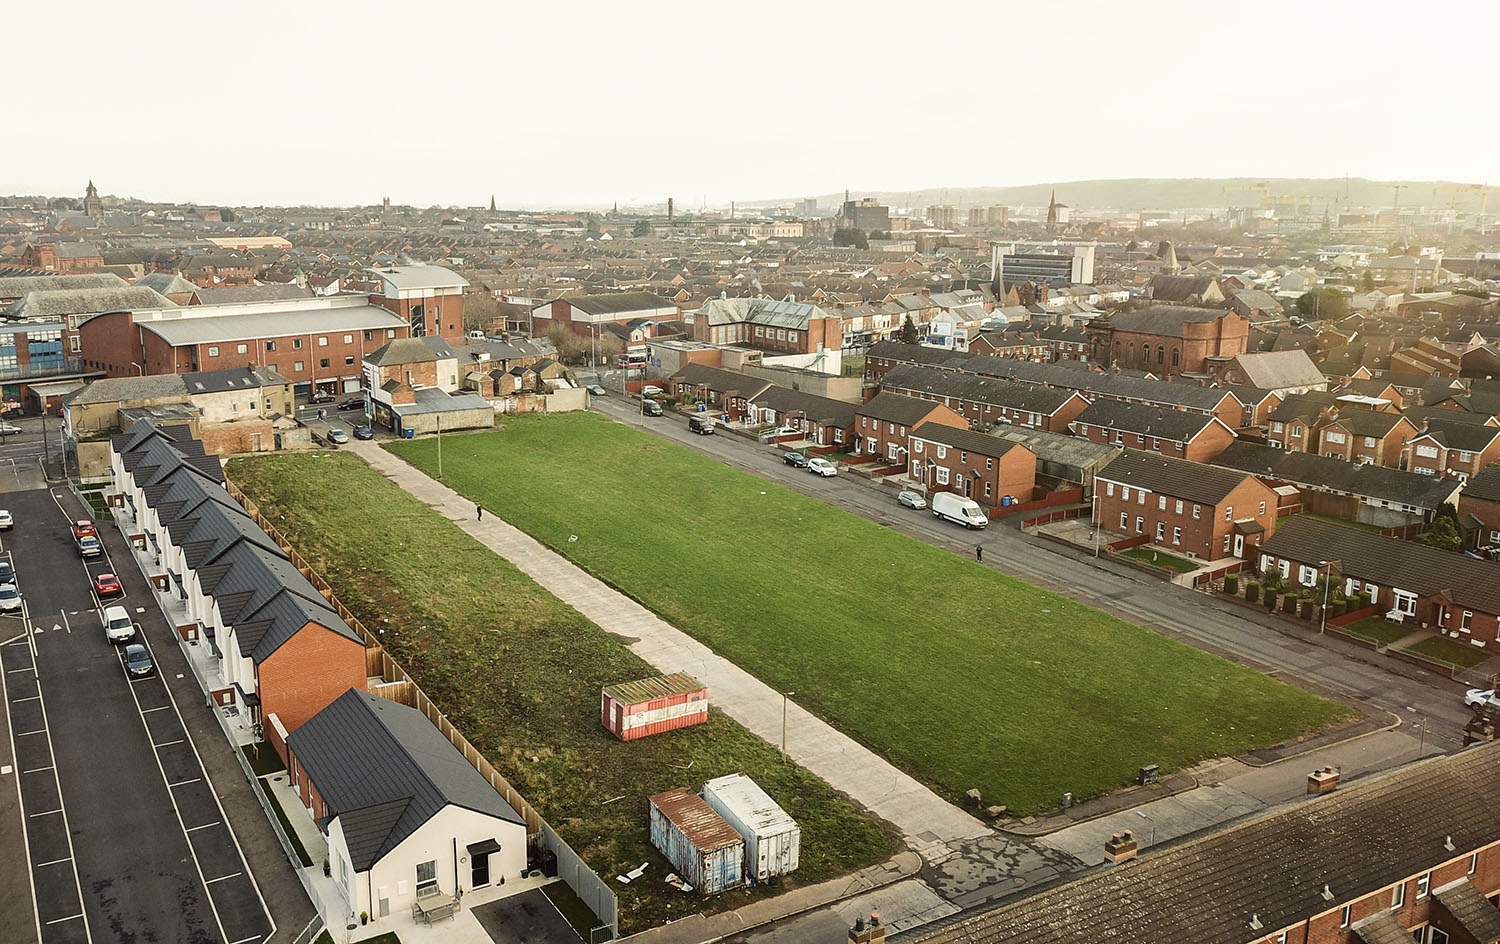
left=489, top=194, right=496, bottom=212
left=1046, top=189, right=1058, bottom=233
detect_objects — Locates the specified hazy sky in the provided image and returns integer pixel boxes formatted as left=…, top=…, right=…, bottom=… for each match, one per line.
left=8, top=0, right=1497, bottom=209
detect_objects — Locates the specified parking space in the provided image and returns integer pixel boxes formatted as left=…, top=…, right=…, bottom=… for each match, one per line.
left=0, top=486, right=274, bottom=944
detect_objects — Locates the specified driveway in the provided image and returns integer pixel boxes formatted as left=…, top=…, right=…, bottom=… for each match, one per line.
left=472, top=888, right=582, bottom=944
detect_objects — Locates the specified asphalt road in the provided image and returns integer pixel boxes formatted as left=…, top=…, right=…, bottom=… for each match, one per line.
left=591, top=396, right=1472, bottom=749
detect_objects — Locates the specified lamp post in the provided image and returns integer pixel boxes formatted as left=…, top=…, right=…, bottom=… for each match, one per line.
left=1318, top=559, right=1331, bottom=635
left=781, top=691, right=795, bottom=764
left=1092, top=489, right=1101, bottom=558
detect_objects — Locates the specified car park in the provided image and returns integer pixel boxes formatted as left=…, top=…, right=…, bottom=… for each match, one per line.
left=103, top=604, right=136, bottom=643
left=783, top=451, right=810, bottom=468
left=807, top=457, right=837, bottom=477
left=94, top=572, right=122, bottom=597
left=0, top=583, right=20, bottom=612
left=587, top=384, right=608, bottom=396
left=327, top=428, right=350, bottom=444
left=309, top=390, right=336, bottom=404
left=642, top=399, right=664, bottom=417
left=1464, top=688, right=1500, bottom=709
left=338, top=397, right=366, bottom=411
left=123, top=643, right=154, bottom=677
left=0, top=509, right=11, bottom=529
left=897, top=490, right=928, bottom=509
left=353, top=425, right=374, bottom=440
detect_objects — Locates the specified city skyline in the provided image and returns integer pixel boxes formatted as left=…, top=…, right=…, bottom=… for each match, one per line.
left=10, top=0, right=1499, bottom=208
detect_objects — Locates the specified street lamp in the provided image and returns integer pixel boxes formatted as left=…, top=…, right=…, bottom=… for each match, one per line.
left=1092, top=489, right=1101, bottom=558
left=1318, top=560, right=1331, bottom=635
left=781, top=691, right=795, bottom=764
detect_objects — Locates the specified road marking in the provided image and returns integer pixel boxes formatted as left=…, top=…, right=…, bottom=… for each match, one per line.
left=60, top=609, right=70, bottom=636
left=15, top=729, right=45, bottom=736
left=154, top=739, right=183, bottom=748
left=204, top=872, right=242, bottom=885
left=28, top=809, right=60, bottom=817
left=185, top=821, right=221, bottom=832
left=44, top=914, right=84, bottom=926
left=34, top=857, right=71, bottom=867
left=141, top=706, right=170, bottom=714
left=167, top=778, right=202, bottom=788
left=11, top=694, right=39, bottom=703
left=21, top=766, right=53, bottom=774
left=228, top=936, right=264, bottom=944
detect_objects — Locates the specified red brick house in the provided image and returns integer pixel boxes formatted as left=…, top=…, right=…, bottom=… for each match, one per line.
left=878, top=364, right=1089, bottom=433
left=1404, top=414, right=1500, bottom=480
left=1260, top=515, right=1500, bottom=649
left=667, top=363, right=775, bottom=421
left=1460, top=465, right=1500, bottom=550
left=908, top=423, right=1036, bottom=507
left=854, top=392, right=965, bottom=465
left=1315, top=411, right=1419, bottom=467
left=1095, top=449, right=1277, bottom=559
left=21, top=240, right=104, bottom=273
left=1071, top=401, right=1238, bottom=463
left=1086, top=305, right=1249, bottom=376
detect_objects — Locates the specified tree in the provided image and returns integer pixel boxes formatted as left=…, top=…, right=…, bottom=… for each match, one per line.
left=899, top=315, right=919, bottom=345
left=463, top=291, right=500, bottom=332
left=868, top=230, right=889, bottom=241
left=1296, top=287, right=1348, bottom=321
left=632, top=218, right=652, bottom=237
left=1359, top=271, right=1376, bottom=292
left=1423, top=515, right=1463, bottom=552
left=832, top=228, right=868, bottom=250
left=544, top=324, right=590, bottom=364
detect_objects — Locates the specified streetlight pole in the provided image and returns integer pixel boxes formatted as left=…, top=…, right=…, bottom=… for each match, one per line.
left=781, top=691, right=795, bottom=764
left=436, top=413, right=443, bottom=479
left=1092, top=490, right=1101, bottom=558
left=1318, top=560, right=1331, bottom=634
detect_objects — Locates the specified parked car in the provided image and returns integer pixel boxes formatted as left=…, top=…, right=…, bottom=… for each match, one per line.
left=807, top=457, right=837, bottom=477
left=641, top=385, right=665, bottom=397
left=72, top=519, right=97, bottom=540
left=642, top=399, right=663, bottom=417
left=897, top=490, right=928, bottom=509
left=771, top=426, right=801, bottom=438
left=586, top=384, right=608, bottom=397
left=0, top=583, right=20, bottom=612
left=309, top=390, right=336, bottom=404
left=76, top=534, right=102, bottom=558
left=327, top=428, right=350, bottom=444
left=103, top=604, right=135, bottom=643
left=122, top=643, right=154, bottom=677
left=783, top=451, right=810, bottom=468
left=337, top=397, right=366, bottom=411
left=93, top=572, right=122, bottom=597
left=353, top=425, right=374, bottom=441
left=0, top=422, right=21, bottom=437
left=1464, top=688, right=1500, bottom=709
left=688, top=415, right=716, bottom=435
left=0, top=509, right=12, bottom=530
left=0, top=561, right=14, bottom=584
left=931, top=492, right=989, bottom=529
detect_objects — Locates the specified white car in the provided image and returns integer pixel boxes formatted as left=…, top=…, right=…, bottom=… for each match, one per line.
left=0, top=583, right=19, bottom=612
left=0, top=509, right=12, bottom=529
left=103, top=604, right=136, bottom=644
left=807, top=457, right=837, bottom=477
left=0, top=423, right=20, bottom=437
left=1464, top=688, right=1500, bottom=709
left=897, top=490, right=927, bottom=509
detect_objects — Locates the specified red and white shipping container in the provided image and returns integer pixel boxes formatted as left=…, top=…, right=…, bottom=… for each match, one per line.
left=601, top=673, right=708, bottom=741
left=702, top=772, right=801, bottom=881
left=648, top=788, right=744, bottom=895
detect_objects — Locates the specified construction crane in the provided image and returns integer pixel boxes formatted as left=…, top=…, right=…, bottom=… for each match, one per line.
left=1433, top=184, right=1490, bottom=215
left=1223, top=182, right=1271, bottom=208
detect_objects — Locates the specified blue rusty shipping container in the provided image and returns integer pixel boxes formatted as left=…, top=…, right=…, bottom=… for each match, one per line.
left=648, top=788, right=745, bottom=895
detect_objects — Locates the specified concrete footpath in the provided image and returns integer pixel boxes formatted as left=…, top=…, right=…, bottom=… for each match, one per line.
left=351, top=441, right=991, bottom=857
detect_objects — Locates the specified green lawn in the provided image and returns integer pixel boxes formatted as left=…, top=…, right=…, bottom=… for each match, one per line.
left=1334, top=617, right=1410, bottom=648
left=227, top=453, right=895, bottom=934
left=383, top=413, right=1351, bottom=814
left=1117, top=546, right=1200, bottom=574
left=1403, top=634, right=1495, bottom=669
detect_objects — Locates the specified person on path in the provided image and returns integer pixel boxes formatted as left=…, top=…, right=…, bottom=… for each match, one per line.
left=975, top=544, right=984, bottom=562
left=476, top=503, right=483, bottom=521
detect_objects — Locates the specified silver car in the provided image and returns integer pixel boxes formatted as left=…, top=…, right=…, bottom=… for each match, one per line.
left=897, top=490, right=928, bottom=509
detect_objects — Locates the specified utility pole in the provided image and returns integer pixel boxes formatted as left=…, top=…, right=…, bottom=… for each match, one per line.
left=781, top=691, right=795, bottom=764
left=436, top=414, right=443, bottom=479
left=40, top=410, right=50, bottom=479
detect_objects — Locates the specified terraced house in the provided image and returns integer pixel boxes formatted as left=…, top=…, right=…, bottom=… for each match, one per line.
left=1071, top=400, right=1238, bottom=463
left=907, top=423, right=1036, bottom=507
left=853, top=392, right=965, bottom=465
left=878, top=365, right=1089, bottom=432
left=1094, top=450, right=1277, bottom=559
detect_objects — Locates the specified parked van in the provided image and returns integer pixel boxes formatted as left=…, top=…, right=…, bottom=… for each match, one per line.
left=642, top=398, right=664, bottom=417
left=688, top=415, right=716, bottom=435
left=102, top=604, right=136, bottom=643
left=931, top=492, right=989, bottom=529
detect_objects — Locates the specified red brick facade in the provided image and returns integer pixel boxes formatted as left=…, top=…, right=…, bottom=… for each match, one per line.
left=854, top=402, right=965, bottom=463
left=1074, top=417, right=1237, bottom=464
left=1096, top=474, right=1277, bottom=559
left=371, top=292, right=465, bottom=344
left=909, top=433, right=1036, bottom=507
left=1105, top=311, right=1249, bottom=376
left=254, top=622, right=367, bottom=738
left=1316, top=417, right=1418, bottom=467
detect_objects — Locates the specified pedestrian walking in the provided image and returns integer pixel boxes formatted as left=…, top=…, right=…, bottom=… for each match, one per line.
left=476, top=503, right=483, bottom=521
left=975, top=544, right=984, bottom=562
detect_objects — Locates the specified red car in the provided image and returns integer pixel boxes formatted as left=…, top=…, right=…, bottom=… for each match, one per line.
left=93, top=572, right=122, bottom=597
left=73, top=519, right=97, bottom=540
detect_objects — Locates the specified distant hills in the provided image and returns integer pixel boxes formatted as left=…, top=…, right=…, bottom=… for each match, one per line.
left=768, top=178, right=1490, bottom=213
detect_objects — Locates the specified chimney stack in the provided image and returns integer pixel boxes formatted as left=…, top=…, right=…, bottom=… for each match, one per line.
left=1104, top=830, right=1138, bottom=864
left=848, top=912, right=885, bottom=944
left=1307, top=765, right=1339, bottom=795
left=668, top=197, right=674, bottom=220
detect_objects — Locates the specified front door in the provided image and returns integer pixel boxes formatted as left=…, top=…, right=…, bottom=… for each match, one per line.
left=1233, top=534, right=1245, bottom=558
left=471, top=854, right=490, bottom=888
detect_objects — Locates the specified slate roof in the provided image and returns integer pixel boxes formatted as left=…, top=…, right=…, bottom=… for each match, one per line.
left=140, top=304, right=406, bottom=346
left=288, top=689, right=525, bottom=872
left=1408, top=414, right=1500, bottom=453
left=193, top=284, right=313, bottom=305
left=1071, top=400, right=1226, bottom=444
left=4, top=285, right=175, bottom=320
left=1434, top=879, right=1500, bottom=941
left=0, top=272, right=125, bottom=299
left=909, top=421, right=1028, bottom=460
left=1114, top=303, right=1230, bottom=336
left=1464, top=465, right=1500, bottom=504
left=134, top=272, right=199, bottom=297
left=231, top=584, right=359, bottom=663
left=754, top=386, right=857, bottom=427
left=991, top=426, right=1121, bottom=472
left=1261, top=515, right=1500, bottom=615
left=1095, top=449, right=1257, bottom=505
left=698, top=296, right=830, bottom=330
left=668, top=363, right=775, bottom=399
left=856, top=391, right=951, bottom=426
left=557, top=291, right=676, bottom=315
left=1227, top=350, right=1326, bottom=391
left=367, top=337, right=443, bottom=366
left=1322, top=410, right=1414, bottom=438
left=896, top=742, right=1500, bottom=944
left=880, top=365, right=1085, bottom=416
left=1212, top=441, right=1461, bottom=511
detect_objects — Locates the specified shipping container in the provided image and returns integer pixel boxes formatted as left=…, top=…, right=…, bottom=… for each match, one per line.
left=648, top=788, right=745, bottom=895
left=702, top=773, right=801, bottom=881
left=601, top=673, right=708, bottom=741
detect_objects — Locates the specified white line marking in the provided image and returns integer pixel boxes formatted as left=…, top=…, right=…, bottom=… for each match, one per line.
left=153, top=738, right=183, bottom=748
left=185, top=821, right=221, bottom=832
left=59, top=609, right=70, bottom=636
left=44, top=914, right=84, bottom=926
left=167, top=778, right=201, bottom=788
left=228, top=936, right=264, bottom=944
left=204, top=872, right=241, bottom=885
left=34, top=857, right=71, bottom=868
left=28, top=809, right=60, bottom=817
left=11, top=695, right=39, bottom=703
left=141, top=706, right=170, bottom=713
left=14, top=729, right=44, bottom=736
left=20, top=766, right=53, bottom=774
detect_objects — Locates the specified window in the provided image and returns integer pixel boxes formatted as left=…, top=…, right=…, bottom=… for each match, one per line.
left=1299, top=565, right=1317, bottom=587
left=984, top=482, right=992, bottom=497
left=1121, top=487, right=1130, bottom=502
left=1225, top=506, right=1233, bottom=521
left=234, top=343, right=247, bottom=354
left=1469, top=853, right=1478, bottom=875
left=266, top=341, right=276, bottom=352
left=1106, top=483, right=1115, bottom=497
left=1223, top=534, right=1232, bottom=553
left=937, top=446, right=947, bottom=459
left=1365, top=436, right=1377, bottom=448
left=293, top=338, right=303, bottom=349
left=343, top=334, right=352, bottom=344
left=1171, top=348, right=1180, bottom=368
left=1175, top=500, right=1183, bottom=514
left=1416, top=444, right=1439, bottom=459
left=208, top=345, right=220, bottom=357
left=1158, top=496, right=1167, bottom=511
left=936, top=467, right=950, bottom=485
left=1417, top=871, right=1430, bottom=899
left=1325, top=431, right=1346, bottom=444
left=416, top=859, right=438, bottom=897
left=345, top=355, right=355, bottom=366
left=318, top=336, right=329, bottom=347
left=1339, top=904, right=1351, bottom=928
left=1114, top=430, right=1123, bottom=444
left=1462, top=611, right=1473, bottom=632
left=387, top=329, right=397, bottom=338
left=1135, top=516, right=1143, bottom=534
left=316, top=358, right=327, bottom=368
left=1157, top=345, right=1165, bottom=365
left=1278, top=559, right=1289, bottom=578
left=1137, top=490, right=1145, bottom=505
left=364, top=330, right=373, bottom=341
left=1271, top=421, right=1284, bottom=433
left=1275, top=933, right=1286, bottom=944
left=1172, top=526, right=1181, bottom=545
left=1392, top=881, right=1406, bottom=908
left=986, top=457, right=993, bottom=470
left=1192, top=504, right=1201, bottom=519
left=1155, top=522, right=1165, bottom=541
left=1120, top=512, right=1129, bottom=529
left=294, top=360, right=305, bottom=372
left=960, top=451, right=967, bottom=463
left=914, top=441, right=923, bottom=454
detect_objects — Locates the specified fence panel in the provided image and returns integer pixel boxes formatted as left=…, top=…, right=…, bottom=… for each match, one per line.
left=542, top=822, right=617, bottom=940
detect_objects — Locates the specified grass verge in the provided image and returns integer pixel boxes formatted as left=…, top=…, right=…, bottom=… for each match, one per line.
left=383, top=413, right=1353, bottom=814
left=256, top=776, right=313, bottom=867
left=227, top=452, right=896, bottom=934
left=1334, top=617, right=1410, bottom=648
left=1117, top=546, right=1199, bottom=574
left=1403, top=634, right=1494, bottom=669
left=543, top=881, right=603, bottom=941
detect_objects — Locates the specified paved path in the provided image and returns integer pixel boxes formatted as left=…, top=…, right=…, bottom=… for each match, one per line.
left=351, top=441, right=990, bottom=854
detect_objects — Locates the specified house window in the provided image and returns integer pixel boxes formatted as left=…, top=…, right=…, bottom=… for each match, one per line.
left=343, top=334, right=352, bottom=344
left=1158, top=496, right=1167, bottom=511
left=986, top=457, right=993, bottom=470
left=1119, top=512, right=1128, bottom=529
left=1278, top=559, right=1290, bottom=578
left=1114, top=430, right=1123, bottom=444
left=345, top=356, right=355, bottom=366
left=207, top=345, right=220, bottom=356
left=1135, top=516, right=1143, bottom=534
left=364, top=330, right=373, bottom=341
left=1155, top=522, right=1165, bottom=541
left=960, top=451, right=967, bottom=463
left=319, top=358, right=330, bottom=368
left=416, top=859, right=438, bottom=897
left=1392, top=882, right=1406, bottom=908
left=1291, top=427, right=1302, bottom=438
left=236, top=343, right=248, bottom=354
left=1365, top=436, right=1377, bottom=448
left=1175, top=499, right=1184, bottom=514
left=294, top=360, right=305, bottom=372
left=1417, top=871, right=1430, bottom=899
left=984, top=482, right=992, bottom=497
left=1106, top=483, right=1114, bottom=497
left=1192, top=504, right=1200, bottom=519
left=293, top=338, right=303, bottom=349
left=937, top=446, right=947, bottom=459
left=1394, top=590, right=1417, bottom=616
left=936, top=467, right=950, bottom=485
left=1223, top=534, right=1232, bottom=553
left=1326, top=431, right=1346, bottom=444
left=1172, top=526, right=1181, bottom=545
left=1340, top=904, right=1351, bottom=928
left=1225, top=506, right=1233, bottom=521
left=1121, top=487, right=1130, bottom=501
left=266, top=341, right=276, bottom=351
left=1299, top=565, right=1317, bottom=587
left=1171, top=348, right=1180, bottom=367
left=1271, top=421, right=1284, bottom=433
left=387, top=330, right=396, bottom=338
left=1138, top=490, right=1145, bottom=505
left=1462, top=611, right=1473, bottom=632
left=914, top=441, right=924, bottom=454
left=318, top=336, right=329, bottom=347
left=1416, top=445, right=1439, bottom=459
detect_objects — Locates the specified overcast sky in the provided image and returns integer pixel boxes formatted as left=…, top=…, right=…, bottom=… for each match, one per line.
left=8, top=0, right=1497, bottom=209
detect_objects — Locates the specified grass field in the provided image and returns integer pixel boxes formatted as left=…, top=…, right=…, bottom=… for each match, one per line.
left=1117, top=546, right=1199, bottom=574
left=1404, top=634, right=1495, bottom=669
left=385, top=413, right=1352, bottom=813
left=228, top=453, right=895, bottom=933
left=1334, top=618, right=1410, bottom=648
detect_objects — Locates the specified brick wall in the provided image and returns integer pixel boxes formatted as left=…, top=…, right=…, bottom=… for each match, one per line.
left=255, top=622, right=367, bottom=737
left=78, top=311, right=143, bottom=376
left=199, top=421, right=275, bottom=455
left=1096, top=475, right=1276, bottom=559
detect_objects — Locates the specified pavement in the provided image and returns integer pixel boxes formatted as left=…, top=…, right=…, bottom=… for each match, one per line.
left=350, top=439, right=990, bottom=857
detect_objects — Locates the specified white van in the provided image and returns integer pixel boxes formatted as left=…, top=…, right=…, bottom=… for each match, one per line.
left=931, top=492, right=989, bottom=530
left=103, top=605, right=136, bottom=643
